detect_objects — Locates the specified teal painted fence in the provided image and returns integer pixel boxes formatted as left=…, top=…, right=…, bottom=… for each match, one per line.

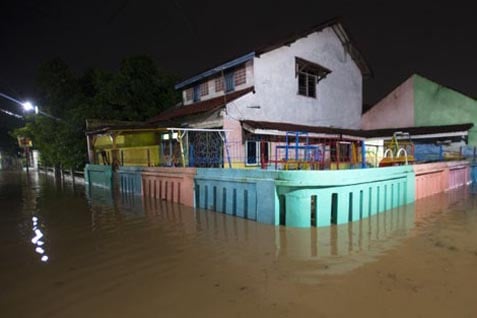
left=194, top=166, right=415, bottom=227
left=195, top=169, right=279, bottom=224
left=276, top=166, right=415, bottom=227
left=84, top=164, right=113, bottom=189
left=118, top=166, right=143, bottom=195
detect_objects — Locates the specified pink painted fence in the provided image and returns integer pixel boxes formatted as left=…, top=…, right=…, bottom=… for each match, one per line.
left=447, top=161, right=469, bottom=190
left=141, top=167, right=197, bottom=207
left=413, top=161, right=469, bottom=200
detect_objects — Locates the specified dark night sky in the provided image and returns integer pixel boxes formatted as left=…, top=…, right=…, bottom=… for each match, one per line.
left=0, top=0, right=476, bottom=143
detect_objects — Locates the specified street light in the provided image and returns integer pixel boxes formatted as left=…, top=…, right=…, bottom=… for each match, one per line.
left=21, top=100, right=62, bottom=121
left=0, top=92, right=38, bottom=116
left=21, top=101, right=39, bottom=114
left=0, top=92, right=55, bottom=119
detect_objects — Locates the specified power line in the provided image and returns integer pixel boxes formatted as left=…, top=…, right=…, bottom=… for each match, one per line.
left=0, top=107, right=23, bottom=119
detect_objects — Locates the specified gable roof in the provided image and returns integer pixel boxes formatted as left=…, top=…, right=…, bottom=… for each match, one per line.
left=175, top=17, right=371, bottom=90
left=364, top=73, right=477, bottom=115
left=147, top=86, right=254, bottom=123
left=255, top=17, right=372, bottom=78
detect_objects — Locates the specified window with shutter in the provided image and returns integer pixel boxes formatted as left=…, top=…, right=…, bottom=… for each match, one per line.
left=295, top=57, right=331, bottom=98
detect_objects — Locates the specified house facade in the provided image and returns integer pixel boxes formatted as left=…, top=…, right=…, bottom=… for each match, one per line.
left=149, top=18, right=371, bottom=168
left=362, top=74, right=477, bottom=143
left=362, top=74, right=475, bottom=162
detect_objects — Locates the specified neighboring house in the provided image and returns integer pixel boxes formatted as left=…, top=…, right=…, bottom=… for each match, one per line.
left=148, top=17, right=372, bottom=168
left=85, top=119, right=173, bottom=168
left=362, top=74, right=477, bottom=145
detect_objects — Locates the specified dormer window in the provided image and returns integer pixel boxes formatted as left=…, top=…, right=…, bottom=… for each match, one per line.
left=295, top=57, right=331, bottom=98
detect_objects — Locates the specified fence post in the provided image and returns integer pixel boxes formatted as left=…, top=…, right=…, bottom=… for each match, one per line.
left=361, top=140, right=366, bottom=168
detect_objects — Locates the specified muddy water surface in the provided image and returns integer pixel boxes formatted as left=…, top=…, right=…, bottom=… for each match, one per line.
left=1, top=170, right=476, bottom=317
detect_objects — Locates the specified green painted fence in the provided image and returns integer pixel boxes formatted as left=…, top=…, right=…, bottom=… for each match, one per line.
left=84, top=164, right=113, bottom=189
left=276, top=166, right=415, bottom=227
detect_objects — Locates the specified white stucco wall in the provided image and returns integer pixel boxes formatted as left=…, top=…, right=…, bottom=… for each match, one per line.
left=226, top=27, right=363, bottom=129
left=361, top=76, right=414, bottom=129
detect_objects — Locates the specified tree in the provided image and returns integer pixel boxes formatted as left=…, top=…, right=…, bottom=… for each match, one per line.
left=96, top=56, right=179, bottom=121
left=11, top=55, right=180, bottom=170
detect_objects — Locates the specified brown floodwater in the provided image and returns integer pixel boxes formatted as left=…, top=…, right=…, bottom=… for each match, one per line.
left=1, top=170, right=477, bottom=317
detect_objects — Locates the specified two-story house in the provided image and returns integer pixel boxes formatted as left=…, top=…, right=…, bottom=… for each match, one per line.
left=148, top=17, right=372, bottom=168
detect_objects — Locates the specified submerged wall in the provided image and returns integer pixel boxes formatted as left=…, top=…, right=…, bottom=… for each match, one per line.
left=194, top=162, right=469, bottom=227
left=142, top=167, right=197, bottom=207
left=276, top=166, right=415, bottom=227
left=194, top=166, right=415, bottom=227
left=84, top=164, right=113, bottom=188
left=195, top=169, right=279, bottom=224
left=413, top=161, right=469, bottom=200
left=87, top=160, right=472, bottom=228
left=118, top=166, right=144, bottom=195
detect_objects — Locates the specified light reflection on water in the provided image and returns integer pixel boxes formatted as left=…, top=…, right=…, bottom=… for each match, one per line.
left=1, top=170, right=476, bottom=317
left=17, top=172, right=49, bottom=263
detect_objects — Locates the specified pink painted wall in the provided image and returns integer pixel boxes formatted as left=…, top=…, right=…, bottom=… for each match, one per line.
left=413, top=162, right=448, bottom=200
left=223, top=117, right=245, bottom=168
left=361, top=76, right=415, bottom=129
left=141, top=167, right=197, bottom=207
left=447, top=161, right=469, bottom=189
left=413, top=161, right=470, bottom=200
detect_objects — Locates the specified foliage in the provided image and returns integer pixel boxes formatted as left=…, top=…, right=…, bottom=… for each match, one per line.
left=11, top=56, right=180, bottom=170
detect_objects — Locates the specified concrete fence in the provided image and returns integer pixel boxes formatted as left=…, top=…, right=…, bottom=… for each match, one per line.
left=471, top=163, right=477, bottom=184
left=413, top=161, right=470, bottom=200
left=118, top=166, right=144, bottom=195
left=141, top=167, right=197, bottom=207
left=276, top=166, right=415, bottom=227
left=447, top=161, right=469, bottom=189
left=194, top=166, right=415, bottom=227
left=84, top=164, right=113, bottom=189
left=84, top=160, right=472, bottom=228
left=194, top=169, right=279, bottom=224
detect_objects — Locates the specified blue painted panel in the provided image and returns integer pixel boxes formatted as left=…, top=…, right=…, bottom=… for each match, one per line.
left=118, top=166, right=143, bottom=195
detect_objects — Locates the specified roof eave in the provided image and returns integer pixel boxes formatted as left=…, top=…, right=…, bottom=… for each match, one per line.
left=175, top=52, right=255, bottom=90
